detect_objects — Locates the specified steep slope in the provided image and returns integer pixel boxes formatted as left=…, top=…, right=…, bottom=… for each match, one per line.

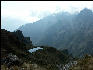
left=18, top=12, right=74, bottom=45
left=18, top=15, right=58, bottom=45
left=38, top=8, right=93, bottom=57
left=67, top=8, right=93, bottom=57
left=18, top=8, right=93, bottom=57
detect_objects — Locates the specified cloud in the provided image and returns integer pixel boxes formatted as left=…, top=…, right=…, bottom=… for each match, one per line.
left=1, top=1, right=93, bottom=31
left=1, top=1, right=93, bottom=22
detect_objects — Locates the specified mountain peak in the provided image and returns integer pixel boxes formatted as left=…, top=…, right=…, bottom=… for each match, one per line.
left=79, top=8, right=93, bottom=15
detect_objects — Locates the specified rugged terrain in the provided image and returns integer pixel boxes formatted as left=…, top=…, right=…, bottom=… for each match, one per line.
left=1, top=29, right=73, bottom=70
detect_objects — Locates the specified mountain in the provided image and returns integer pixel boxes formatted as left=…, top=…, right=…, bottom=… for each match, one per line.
left=18, top=15, right=58, bottom=44
left=18, top=12, right=74, bottom=45
left=18, top=8, right=93, bottom=57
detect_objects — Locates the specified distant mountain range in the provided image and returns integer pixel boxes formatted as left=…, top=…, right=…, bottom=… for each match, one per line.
left=18, top=8, right=93, bottom=57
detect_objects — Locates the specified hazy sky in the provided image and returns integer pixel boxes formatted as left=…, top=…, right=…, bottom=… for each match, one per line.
left=1, top=1, right=93, bottom=31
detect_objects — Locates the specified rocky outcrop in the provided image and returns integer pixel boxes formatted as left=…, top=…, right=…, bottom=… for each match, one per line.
left=13, top=30, right=32, bottom=45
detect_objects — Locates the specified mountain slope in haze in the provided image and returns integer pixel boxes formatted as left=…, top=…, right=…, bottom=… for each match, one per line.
left=38, top=8, right=93, bottom=57
left=18, top=15, right=58, bottom=44
left=18, top=8, right=93, bottom=57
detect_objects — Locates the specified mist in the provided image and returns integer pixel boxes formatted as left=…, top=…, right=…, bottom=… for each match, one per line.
left=1, top=1, right=93, bottom=31
left=1, top=1, right=93, bottom=70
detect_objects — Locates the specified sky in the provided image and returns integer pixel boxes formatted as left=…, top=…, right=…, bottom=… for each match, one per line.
left=1, top=1, right=93, bottom=31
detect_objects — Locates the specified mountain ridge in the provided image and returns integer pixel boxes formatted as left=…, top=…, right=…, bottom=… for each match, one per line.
left=18, top=8, right=93, bottom=57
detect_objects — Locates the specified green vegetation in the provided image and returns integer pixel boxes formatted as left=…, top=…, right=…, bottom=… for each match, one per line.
left=1, top=29, right=72, bottom=70
left=28, top=46, right=71, bottom=70
left=69, top=55, right=93, bottom=70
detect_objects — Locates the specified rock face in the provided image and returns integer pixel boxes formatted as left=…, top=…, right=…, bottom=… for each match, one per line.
left=1, top=29, right=34, bottom=61
left=1, top=29, right=9, bottom=50
left=13, top=30, right=32, bottom=45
